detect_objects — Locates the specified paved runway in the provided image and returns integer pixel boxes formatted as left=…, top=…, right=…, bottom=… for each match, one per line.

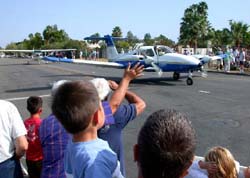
left=1, top=58, right=250, bottom=177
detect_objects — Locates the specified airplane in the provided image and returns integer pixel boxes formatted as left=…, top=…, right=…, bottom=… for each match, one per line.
left=1, top=36, right=221, bottom=85
left=81, top=35, right=215, bottom=85
left=0, top=48, right=77, bottom=63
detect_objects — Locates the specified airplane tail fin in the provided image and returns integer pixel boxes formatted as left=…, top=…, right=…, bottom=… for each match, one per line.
left=84, top=35, right=125, bottom=61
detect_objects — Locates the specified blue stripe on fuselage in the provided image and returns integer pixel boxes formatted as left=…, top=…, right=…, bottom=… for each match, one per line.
left=114, top=60, right=199, bottom=72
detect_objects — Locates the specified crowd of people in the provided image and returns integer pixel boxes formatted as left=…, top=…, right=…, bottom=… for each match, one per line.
left=1, top=63, right=250, bottom=178
left=216, top=46, right=247, bottom=73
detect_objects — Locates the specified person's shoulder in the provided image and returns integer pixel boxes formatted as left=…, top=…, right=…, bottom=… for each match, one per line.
left=0, top=100, right=16, bottom=109
left=114, top=104, right=137, bottom=122
left=41, top=114, right=56, bottom=123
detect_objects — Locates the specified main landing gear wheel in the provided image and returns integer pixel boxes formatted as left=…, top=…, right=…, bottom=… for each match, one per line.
left=173, top=72, right=180, bottom=80
left=186, top=77, right=193, bottom=85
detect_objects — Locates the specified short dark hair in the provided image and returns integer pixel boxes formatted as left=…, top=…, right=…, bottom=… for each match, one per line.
left=52, top=80, right=99, bottom=134
left=27, top=96, right=43, bottom=115
left=137, top=109, right=196, bottom=178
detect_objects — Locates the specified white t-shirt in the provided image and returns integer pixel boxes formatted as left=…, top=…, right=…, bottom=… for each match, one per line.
left=239, top=51, right=246, bottom=62
left=0, top=100, right=27, bottom=163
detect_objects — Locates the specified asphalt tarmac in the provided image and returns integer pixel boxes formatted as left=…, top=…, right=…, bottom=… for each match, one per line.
left=1, top=58, right=250, bottom=177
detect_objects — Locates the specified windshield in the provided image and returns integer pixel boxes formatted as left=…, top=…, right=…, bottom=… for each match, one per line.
left=157, top=46, right=174, bottom=54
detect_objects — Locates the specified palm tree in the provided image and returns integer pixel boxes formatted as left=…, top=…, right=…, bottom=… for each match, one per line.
left=229, top=20, right=249, bottom=47
left=112, top=26, right=122, bottom=37
left=179, top=1, right=210, bottom=53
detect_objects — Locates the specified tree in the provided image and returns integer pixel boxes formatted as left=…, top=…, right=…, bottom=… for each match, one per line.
left=43, top=25, right=69, bottom=45
left=112, top=26, right=122, bottom=37
left=87, top=33, right=100, bottom=43
left=154, top=34, right=175, bottom=47
left=126, top=31, right=139, bottom=47
left=179, top=1, right=210, bottom=53
left=143, top=33, right=154, bottom=45
left=229, top=20, right=249, bottom=47
left=27, top=32, right=43, bottom=49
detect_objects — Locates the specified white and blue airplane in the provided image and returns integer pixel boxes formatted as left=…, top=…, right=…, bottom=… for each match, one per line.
left=37, top=35, right=215, bottom=85
left=79, top=35, right=212, bottom=85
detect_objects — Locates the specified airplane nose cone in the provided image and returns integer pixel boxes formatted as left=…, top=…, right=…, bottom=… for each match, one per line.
left=184, top=55, right=200, bottom=65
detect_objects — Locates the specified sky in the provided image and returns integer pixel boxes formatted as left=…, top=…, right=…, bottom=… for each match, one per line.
left=1, top=0, right=250, bottom=48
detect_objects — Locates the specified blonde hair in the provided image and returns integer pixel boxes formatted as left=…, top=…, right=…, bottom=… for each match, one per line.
left=205, top=146, right=237, bottom=178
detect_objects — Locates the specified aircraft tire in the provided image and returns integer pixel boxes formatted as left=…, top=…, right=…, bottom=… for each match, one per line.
left=186, top=77, right=193, bottom=85
left=173, top=72, right=180, bottom=80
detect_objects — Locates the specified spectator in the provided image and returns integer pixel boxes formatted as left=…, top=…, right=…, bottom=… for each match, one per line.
left=91, top=63, right=145, bottom=176
left=134, top=109, right=196, bottom=178
left=0, top=100, right=28, bottom=178
left=187, top=146, right=250, bottom=178
left=39, top=80, right=71, bottom=178
left=52, top=80, right=124, bottom=178
left=24, top=96, right=43, bottom=178
left=79, top=51, right=83, bottom=59
left=239, top=47, right=246, bottom=73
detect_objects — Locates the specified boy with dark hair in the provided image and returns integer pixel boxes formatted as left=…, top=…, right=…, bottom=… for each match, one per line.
left=134, top=109, right=196, bottom=178
left=52, top=80, right=124, bottom=178
left=24, top=96, right=43, bottom=178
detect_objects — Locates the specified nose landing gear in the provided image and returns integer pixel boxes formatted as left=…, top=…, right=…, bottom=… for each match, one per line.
left=186, top=71, right=193, bottom=85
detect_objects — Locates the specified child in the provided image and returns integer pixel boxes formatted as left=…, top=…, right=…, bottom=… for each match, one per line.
left=188, top=146, right=250, bottom=178
left=24, top=96, right=43, bottom=178
left=51, top=80, right=124, bottom=178
left=134, top=109, right=196, bottom=178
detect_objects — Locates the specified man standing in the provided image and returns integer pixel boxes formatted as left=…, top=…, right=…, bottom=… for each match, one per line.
left=0, top=100, right=28, bottom=178
left=92, top=63, right=146, bottom=176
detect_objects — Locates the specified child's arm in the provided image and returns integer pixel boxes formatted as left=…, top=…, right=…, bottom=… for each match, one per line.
left=198, top=160, right=218, bottom=174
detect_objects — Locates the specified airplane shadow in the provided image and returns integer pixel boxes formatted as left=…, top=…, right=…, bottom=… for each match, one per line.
left=0, top=63, right=27, bottom=67
left=40, top=73, right=187, bottom=86
left=5, top=74, right=192, bottom=93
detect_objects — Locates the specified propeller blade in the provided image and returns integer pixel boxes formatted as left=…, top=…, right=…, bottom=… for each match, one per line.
left=151, top=62, right=163, bottom=77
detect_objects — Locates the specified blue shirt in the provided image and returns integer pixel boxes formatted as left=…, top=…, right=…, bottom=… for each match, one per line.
left=64, top=138, right=123, bottom=178
left=39, top=114, right=70, bottom=178
left=98, top=104, right=137, bottom=176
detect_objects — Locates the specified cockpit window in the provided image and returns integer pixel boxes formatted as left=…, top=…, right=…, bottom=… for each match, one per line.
left=140, top=49, right=155, bottom=57
left=157, top=46, right=174, bottom=54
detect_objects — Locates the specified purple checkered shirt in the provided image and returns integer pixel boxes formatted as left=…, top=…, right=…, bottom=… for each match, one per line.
left=39, top=114, right=70, bottom=178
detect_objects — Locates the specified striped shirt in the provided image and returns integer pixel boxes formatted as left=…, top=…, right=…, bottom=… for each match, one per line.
left=39, top=114, right=70, bottom=178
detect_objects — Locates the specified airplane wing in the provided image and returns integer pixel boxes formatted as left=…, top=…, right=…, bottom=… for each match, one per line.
left=0, top=49, right=76, bottom=53
left=43, top=56, right=124, bottom=68
left=0, top=49, right=34, bottom=53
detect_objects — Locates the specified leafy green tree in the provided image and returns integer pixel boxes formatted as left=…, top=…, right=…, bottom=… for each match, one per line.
left=229, top=20, right=249, bottom=47
left=126, top=31, right=139, bottom=47
left=245, top=31, right=250, bottom=48
left=27, top=32, right=43, bottom=49
left=43, top=25, right=69, bottom=45
left=143, top=33, right=154, bottom=45
left=112, top=26, right=122, bottom=37
left=154, top=34, right=175, bottom=47
left=179, top=1, right=210, bottom=53
left=87, top=33, right=101, bottom=43
left=6, top=42, right=19, bottom=50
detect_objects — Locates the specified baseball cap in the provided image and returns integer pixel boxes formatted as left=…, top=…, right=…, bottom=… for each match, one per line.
left=90, top=78, right=111, bottom=101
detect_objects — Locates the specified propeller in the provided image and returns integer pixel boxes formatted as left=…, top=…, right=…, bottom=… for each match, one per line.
left=144, top=55, right=163, bottom=77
